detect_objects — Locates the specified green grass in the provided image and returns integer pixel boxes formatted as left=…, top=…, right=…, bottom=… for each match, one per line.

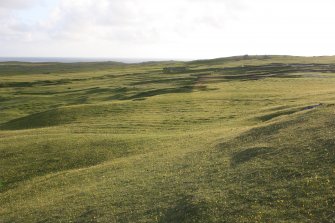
left=0, top=56, right=335, bottom=222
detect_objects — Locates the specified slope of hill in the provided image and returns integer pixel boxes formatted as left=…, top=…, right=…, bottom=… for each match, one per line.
left=0, top=56, right=335, bottom=222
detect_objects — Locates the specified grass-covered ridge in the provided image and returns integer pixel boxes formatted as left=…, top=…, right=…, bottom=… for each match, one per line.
left=0, top=55, right=335, bottom=222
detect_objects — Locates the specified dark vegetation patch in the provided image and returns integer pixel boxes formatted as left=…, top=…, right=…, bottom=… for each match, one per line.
left=187, top=55, right=275, bottom=65
left=163, top=66, right=188, bottom=73
left=74, top=207, right=98, bottom=223
left=0, top=179, right=4, bottom=190
left=263, top=105, right=293, bottom=112
left=127, top=86, right=193, bottom=100
left=231, top=147, right=275, bottom=167
left=255, top=108, right=302, bottom=122
left=95, top=70, right=162, bottom=82
left=131, top=77, right=196, bottom=86
left=218, top=63, right=330, bottom=75
left=71, top=96, right=89, bottom=104
left=20, top=86, right=127, bottom=96
left=85, top=87, right=112, bottom=94
left=107, top=85, right=198, bottom=101
left=303, top=103, right=322, bottom=110
left=185, top=63, right=335, bottom=82
left=104, top=87, right=132, bottom=100
left=0, top=79, right=72, bottom=88
left=158, top=195, right=212, bottom=223
left=0, top=96, right=9, bottom=102
left=196, top=73, right=301, bottom=83
left=0, top=61, right=125, bottom=75
left=254, top=104, right=323, bottom=122
left=220, top=63, right=335, bottom=76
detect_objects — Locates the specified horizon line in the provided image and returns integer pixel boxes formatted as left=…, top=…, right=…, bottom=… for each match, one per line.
left=1, top=55, right=335, bottom=64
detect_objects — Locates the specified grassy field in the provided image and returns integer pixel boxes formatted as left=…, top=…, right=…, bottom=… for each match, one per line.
left=0, top=55, right=335, bottom=222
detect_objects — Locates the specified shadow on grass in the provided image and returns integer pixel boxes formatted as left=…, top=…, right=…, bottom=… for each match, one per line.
left=127, top=86, right=193, bottom=100
left=108, top=85, right=213, bottom=101
left=231, top=147, right=275, bottom=167
left=74, top=207, right=98, bottom=223
left=0, top=108, right=76, bottom=130
left=158, top=195, right=211, bottom=223
left=0, top=79, right=72, bottom=88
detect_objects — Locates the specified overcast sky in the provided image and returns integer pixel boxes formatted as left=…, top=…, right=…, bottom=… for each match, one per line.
left=1, top=0, right=335, bottom=59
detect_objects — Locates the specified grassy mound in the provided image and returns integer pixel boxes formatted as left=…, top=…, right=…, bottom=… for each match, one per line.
left=0, top=134, right=143, bottom=191
left=208, top=104, right=335, bottom=222
left=0, top=107, right=78, bottom=130
left=0, top=103, right=126, bottom=130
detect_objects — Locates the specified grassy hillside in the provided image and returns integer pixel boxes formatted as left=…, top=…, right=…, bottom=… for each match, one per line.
left=0, top=56, right=335, bottom=222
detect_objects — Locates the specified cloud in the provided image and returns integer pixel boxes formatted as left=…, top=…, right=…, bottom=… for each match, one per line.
left=0, top=0, right=43, bottom=9
left=0, top=0, right=245, bottom=44
left=2, top=0, right=335, bottom=58
left=39, top=0, right=244, bottom=44
left=0, top=0, right=52, bottom=43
